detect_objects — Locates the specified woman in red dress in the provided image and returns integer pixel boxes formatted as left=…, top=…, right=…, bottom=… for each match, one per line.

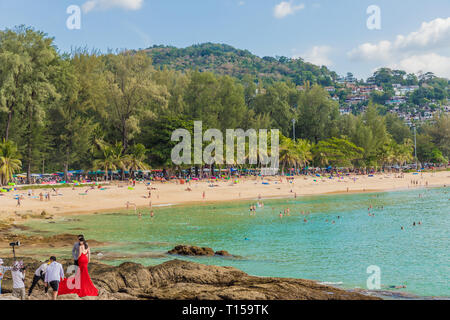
left=58, top=239, right=98, bottom=297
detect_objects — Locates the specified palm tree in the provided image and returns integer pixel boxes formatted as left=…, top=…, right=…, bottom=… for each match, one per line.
left=294, top=139, right=313, bottom=169
left=93, top=144, right=119, bottom=181
left=279, top=137, right=300, bottom=174
left=126, top=143, right=149, bottom=178
left=393, top=139, right=414, bottom=167
left=109, top=142, right=128, bottom=180
left=0, top=139, right=22, bottom=186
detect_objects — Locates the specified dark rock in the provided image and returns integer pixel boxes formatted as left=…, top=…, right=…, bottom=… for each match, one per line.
left=214, top=250, right=232, bottom=256
left=168, top=245, right=215, bottom=256
left=0, top=257, right=380, bottom=300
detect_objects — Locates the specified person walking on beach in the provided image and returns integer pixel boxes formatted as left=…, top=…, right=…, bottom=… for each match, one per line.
left=28, top=259, right=50, bottom=296
left=72, top=235, right=85, bottom=266
left=45, top=256, right=64, bottom=300
left=11, top=261, right=26, bottom=300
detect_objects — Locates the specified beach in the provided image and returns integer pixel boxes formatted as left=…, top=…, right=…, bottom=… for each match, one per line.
left=0, top=171, right=448, bottom=220
left=1, top=174, right=449, bottom=299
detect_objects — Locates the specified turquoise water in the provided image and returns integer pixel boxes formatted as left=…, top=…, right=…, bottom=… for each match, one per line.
left=19, top=187, right=450, bottom=298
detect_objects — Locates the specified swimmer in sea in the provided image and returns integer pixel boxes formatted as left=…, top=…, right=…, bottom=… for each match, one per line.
left=389, top=285, right=407, bottom=289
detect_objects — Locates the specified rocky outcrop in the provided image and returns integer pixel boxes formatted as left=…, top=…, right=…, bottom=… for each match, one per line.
left=168, top=245, right=235, bottom=258
left=0, top=257, right=379, bottom=300
left=168, top=245, right=215, bottom=256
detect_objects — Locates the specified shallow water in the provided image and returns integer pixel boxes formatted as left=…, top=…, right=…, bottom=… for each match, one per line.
left=16, top=187, right=450, bottom=298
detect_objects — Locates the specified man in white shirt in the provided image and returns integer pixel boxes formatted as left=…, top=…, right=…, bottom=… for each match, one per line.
left=28, top=259, right=50, bottom=296
left=11, top=260, right=26, bottom=300
left=44, top=256, right=64, bottom=300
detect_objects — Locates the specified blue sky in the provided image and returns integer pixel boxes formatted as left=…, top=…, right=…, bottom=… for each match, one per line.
left=1, top=0, right=449, bottom=79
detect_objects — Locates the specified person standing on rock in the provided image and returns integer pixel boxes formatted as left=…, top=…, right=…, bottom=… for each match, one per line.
left=11, top=261, right=26, bottom=300
left=72, top=235, right=85, bottom=266
left=28, top=259, right=50, bottom=296
left=44, top=256, right=64, bottom=300
left=58, top=238, right=98, bottom=298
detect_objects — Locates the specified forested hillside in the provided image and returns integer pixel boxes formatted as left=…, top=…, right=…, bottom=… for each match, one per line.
left=143, top=43, right=338, bottom=86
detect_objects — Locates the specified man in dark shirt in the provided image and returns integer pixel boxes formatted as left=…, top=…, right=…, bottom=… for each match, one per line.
left=72, top=235, right=84, bottom=266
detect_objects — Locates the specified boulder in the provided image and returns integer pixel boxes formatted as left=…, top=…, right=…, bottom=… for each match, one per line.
left=168, top=245, right=215, bottom=256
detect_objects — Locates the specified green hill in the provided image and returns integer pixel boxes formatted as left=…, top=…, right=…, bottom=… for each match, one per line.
left=142, top=43, right=338, bottom=86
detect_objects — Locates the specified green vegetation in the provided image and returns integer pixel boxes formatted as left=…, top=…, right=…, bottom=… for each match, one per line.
left=0, top=27, right=448, bottom=185
left=144, top=43, right=338, bottom=86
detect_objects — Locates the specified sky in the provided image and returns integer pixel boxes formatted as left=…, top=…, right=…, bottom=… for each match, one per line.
left=1, top=0, right=450, bottom=79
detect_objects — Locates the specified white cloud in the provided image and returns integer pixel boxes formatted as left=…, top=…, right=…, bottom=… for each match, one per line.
left=348, top=17, right=450, bottom=61
left=391, top=53, right=450, bottom=78
left=238, top=1, right=245, bottom=6
left=298, top=46, right=333, bottom=66
left=348, top=17, right=450, bottom=77
left=274, top=1, right=305, bottom=19
left=82, top=0, right=144, bottom=13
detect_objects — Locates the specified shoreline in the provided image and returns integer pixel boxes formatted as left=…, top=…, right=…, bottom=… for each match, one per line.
left=0, top=171, right=448, bottom=220
left=1, top=183, right=448, bottom=300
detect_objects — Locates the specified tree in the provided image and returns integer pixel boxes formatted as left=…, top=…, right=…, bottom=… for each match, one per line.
left=422, top=114, right=450, bottom=158
left=416, top=133, right=448, bottom=164
left=93, top=142, right=125, bottom=181
left=0, top=139, right=22, bottom=185
left=251, top=82, right=297, bottom=137
left=279, top=136, right=299, bottom=173
left=126, top=143, right=149, bottom=178
left=349, top=104, right=389, bottom=167
left=48, top=54, right=103, bottom=180
left=313, top=137, right=364, bottom=168
left=104, top=51, right=169, bottom=151
left=385, top=113, right=412, bottom=144
left=0, top=27, right=59, bottom=184
left=296, top=84, right=340, bottom=143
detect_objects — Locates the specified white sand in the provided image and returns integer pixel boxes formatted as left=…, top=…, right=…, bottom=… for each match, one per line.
left=0, top=171, right=448, bottom=220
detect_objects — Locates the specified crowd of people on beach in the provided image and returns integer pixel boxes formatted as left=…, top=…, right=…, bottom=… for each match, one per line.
left=0, top=235, right=98, bottom=300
